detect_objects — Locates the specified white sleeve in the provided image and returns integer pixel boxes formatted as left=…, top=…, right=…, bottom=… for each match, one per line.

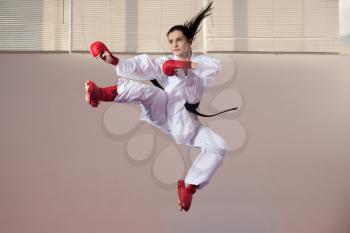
left=115, top=54, right=167, bottom=81
left=189, top=56, right=221, bottom=80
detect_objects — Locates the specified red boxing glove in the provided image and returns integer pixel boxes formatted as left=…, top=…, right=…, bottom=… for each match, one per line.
left=90, top=41, right=118, bottom=65
left=90, top=41, right=108, bottom=58
left=162, top=59, right=192, bottom=76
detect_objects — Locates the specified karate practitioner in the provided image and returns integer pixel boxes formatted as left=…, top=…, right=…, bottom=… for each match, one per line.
left=85, top=1, right=228, bottom=212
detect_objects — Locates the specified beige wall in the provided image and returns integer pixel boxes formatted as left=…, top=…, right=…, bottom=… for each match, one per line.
left=0, top=53, right=350, bottom=233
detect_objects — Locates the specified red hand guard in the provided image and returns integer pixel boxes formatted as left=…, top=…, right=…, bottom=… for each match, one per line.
left=90, top=41, right=108, bottom=58
left=162, top=60, right=192, bottom=76
left=90, top=41, right=118, bottom=65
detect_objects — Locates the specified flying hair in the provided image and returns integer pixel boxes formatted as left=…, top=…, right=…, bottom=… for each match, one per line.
left=167, top=1, right=213, bottom=41
left=184, top=1, right=213, bottom=40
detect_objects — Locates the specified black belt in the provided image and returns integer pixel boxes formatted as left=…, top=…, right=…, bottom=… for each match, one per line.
left=151, top=79, right=238, bottom=117
left=184, top=102, right=238, bottom=117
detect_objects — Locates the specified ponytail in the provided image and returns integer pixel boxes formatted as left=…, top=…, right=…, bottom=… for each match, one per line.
left=167, top=1, right=213, bottom=41
left=184, top=1, right=213, bottom=41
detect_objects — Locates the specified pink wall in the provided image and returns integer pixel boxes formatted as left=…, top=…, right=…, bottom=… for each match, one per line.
left=0, top=53, right=350, bottom=233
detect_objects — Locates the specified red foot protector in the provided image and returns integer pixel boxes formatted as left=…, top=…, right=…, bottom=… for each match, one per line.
left=85, top=80, right=117, bottom=108
left=177, top=180, right=197, bottom=212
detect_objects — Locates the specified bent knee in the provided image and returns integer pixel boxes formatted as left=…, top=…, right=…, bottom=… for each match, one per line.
left=214, top=137, right=228, bottom=155
left=206, top=141, right=227, bottom=158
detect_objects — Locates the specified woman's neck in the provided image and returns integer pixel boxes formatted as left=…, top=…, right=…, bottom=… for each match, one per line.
left=177, top=56, right=190, bottom=61
left=175, top=51, right=192, bottom=61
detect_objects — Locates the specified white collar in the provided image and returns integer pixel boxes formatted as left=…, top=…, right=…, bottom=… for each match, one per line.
left=172, top=52, right=198, bottom=61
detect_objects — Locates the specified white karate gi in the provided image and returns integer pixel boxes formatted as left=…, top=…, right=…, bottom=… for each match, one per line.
left=114, top=53, right=227, bottom=189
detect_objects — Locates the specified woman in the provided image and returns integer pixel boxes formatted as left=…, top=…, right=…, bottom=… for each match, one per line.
left=86, top=1, right=227, bottom=212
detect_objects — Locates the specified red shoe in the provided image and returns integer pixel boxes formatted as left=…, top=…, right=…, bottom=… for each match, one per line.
left=85, top=80, right=117, bottom=108
left=177, top=180, right=197, bottom=212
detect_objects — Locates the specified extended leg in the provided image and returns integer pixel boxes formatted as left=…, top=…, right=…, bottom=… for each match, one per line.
left=85, top=78, right=169, bottom=129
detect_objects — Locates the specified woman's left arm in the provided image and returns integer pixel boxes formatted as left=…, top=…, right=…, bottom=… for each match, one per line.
left=189, top=56, right=221, bottom=80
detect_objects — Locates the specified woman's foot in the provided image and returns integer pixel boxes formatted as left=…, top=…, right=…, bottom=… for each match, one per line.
left=85, top=80, right=101, bottom=107
left=177, top=180, right=197, bottom=212
left=85, top=80, right=118, bottom=108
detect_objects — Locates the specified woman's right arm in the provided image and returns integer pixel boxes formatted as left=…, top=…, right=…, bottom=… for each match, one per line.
left=90, top=41, right=165, bottom=81
left=115, top=54, right=165, bottom=81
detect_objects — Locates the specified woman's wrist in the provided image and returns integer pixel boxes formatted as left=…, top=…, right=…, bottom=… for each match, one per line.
left=191, top=62, right=198, bottom=69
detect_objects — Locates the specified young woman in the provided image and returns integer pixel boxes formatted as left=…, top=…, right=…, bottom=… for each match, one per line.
left=86, top=1, right=227, bottom=212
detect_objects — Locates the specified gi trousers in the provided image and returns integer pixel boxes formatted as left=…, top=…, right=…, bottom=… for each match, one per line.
left=115, top=78, right=227, bottom=189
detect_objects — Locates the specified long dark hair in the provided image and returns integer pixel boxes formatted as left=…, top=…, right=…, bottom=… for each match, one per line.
left=167, top=1, right=213, bottom=41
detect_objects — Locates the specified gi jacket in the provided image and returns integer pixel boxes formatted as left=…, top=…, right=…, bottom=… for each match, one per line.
left=115, top=53, right=220, bottom=144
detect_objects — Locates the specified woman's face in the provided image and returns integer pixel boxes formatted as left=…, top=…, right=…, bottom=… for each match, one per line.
left=167, top=30, right=192, bottom=59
